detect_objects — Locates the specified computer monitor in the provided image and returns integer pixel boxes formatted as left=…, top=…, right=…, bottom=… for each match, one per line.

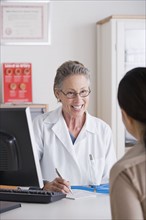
left=0, top=107, right=43, bottom=188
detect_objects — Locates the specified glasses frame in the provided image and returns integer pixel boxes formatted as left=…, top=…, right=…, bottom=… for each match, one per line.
left=60, top=89, right=91, bottom=99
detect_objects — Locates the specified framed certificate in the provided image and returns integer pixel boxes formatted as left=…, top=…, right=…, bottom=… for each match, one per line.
left=0, top=0, right=51, bottom=45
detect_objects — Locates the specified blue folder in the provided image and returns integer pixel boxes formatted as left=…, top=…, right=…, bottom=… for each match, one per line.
left=96, top=184, right=109, bottom=194
left=71, top=183, right=109, bottom=194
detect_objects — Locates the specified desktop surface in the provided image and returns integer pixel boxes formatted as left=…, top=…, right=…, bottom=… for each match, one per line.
left=1, top=193, right=111, bottom=220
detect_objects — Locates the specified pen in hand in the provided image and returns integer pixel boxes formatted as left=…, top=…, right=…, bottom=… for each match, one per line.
left=55, top=168, right=73, bottom=194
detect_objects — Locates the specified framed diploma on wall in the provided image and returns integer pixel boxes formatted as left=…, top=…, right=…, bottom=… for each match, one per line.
left=0, top=0, right=51, bottom=45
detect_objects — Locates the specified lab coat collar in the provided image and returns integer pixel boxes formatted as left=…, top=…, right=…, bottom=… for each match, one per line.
left=43, top=106, right=97, bottom=135
left=44, top=106, right=62, bottom=124
left=44, top=106, right=76, bottom=154
left=85, top=112, right=97, bottom=134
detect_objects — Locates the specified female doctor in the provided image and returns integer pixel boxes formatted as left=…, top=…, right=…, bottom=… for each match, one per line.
left=33, top=60, right=116, bottom=193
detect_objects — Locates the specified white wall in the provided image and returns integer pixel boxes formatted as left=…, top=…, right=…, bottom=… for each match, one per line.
left=0, top=0, right=145, bottom=116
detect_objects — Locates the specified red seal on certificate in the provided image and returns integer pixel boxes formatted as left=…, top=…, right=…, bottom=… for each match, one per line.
left=5, top=28, right=12, bottom=36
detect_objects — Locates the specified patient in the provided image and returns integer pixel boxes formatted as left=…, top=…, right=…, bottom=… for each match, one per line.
left=110, top=67, right=146, bottom=220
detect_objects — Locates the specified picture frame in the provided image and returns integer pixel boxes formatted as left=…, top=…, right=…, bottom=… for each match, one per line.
left=0, top=0, right=51, bottom=45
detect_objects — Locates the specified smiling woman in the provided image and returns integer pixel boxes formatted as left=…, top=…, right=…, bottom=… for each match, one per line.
left=55, top=73, right=90, bottom=128
left=33, top=60, right=116, bottom=193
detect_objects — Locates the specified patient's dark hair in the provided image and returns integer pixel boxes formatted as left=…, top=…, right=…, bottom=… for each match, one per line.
left=118, top=67, right=146, bottom=148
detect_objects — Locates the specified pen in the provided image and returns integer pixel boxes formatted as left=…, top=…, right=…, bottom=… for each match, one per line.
left=89, top=154, right=97, bottom=190
left=55, top=168, right=73, bottom=195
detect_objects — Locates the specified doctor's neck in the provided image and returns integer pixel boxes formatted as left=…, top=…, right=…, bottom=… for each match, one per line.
left=62, top=111, right=86, bottom=132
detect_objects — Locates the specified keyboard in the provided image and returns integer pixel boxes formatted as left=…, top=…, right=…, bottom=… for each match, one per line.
left=0, top=188, right=66, bottom=203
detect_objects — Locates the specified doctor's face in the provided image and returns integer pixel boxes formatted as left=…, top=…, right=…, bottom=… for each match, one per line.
left=57, top=74, right=90, bottom=118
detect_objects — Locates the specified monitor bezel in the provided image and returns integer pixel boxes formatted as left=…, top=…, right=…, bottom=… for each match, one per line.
left=0, top=107, right=43, bottom=188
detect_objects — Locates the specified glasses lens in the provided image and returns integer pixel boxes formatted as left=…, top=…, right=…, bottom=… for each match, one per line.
left=80, top=90, right=90, bottom=97
left=66, top=92, right=76, bottom=98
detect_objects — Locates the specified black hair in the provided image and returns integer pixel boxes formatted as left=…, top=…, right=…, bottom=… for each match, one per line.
left=118, top=67, right=146, bottom=148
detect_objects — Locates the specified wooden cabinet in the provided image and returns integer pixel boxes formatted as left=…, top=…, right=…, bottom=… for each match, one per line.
left=0, top=103, right=48, bottom=120
left=96, top=15, right=146, bottom=159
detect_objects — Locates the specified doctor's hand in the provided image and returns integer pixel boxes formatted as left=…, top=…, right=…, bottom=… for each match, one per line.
left=43, top=178, right=71, bottom=194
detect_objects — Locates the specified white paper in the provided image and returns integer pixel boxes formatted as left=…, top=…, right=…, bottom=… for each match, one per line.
left=66, top=190, right=96, bottom=200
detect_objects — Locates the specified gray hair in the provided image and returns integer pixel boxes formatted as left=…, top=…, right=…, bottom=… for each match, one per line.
left=53, top=61, right=91, bottom=93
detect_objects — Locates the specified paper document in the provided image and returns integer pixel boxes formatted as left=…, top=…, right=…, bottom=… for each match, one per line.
left=66, top=190, right=96, bottom=200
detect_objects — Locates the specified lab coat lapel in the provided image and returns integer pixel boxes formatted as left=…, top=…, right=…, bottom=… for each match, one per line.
left=75, top=127, right=86, bottom=144
left=52, top=117, right=83, bottom=183
left=75, top=112, right=96, bottom=144
left=52, top=113, right=75, bottom=156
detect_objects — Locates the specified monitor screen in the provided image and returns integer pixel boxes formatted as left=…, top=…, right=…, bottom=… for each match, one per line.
left=0, top=107, right=43, bottom=188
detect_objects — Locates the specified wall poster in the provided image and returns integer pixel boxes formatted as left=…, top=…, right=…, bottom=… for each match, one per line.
left=3, top=63, right=32, bottom=103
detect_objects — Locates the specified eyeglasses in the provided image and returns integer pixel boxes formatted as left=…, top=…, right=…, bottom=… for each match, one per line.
left=60, top=89, right=91, bottom=99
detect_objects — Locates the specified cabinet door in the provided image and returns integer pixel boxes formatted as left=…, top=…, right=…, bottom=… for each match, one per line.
left=97, top=17, right=146, bottom=159
left=116, top=19, right=146, bottom=158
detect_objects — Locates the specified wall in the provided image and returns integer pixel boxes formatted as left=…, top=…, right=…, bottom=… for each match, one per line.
left=0, top=0, right=145, bottom=116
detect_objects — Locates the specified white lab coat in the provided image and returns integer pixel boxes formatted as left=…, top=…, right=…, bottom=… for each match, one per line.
left=33, top=106, right=116, bottom=185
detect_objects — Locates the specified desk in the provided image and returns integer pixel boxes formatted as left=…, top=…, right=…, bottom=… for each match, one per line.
left=1, top=194, right=111, bottom=219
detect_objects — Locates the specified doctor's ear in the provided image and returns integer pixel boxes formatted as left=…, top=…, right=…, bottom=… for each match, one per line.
left=54, top=89, right=61, bottom=102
